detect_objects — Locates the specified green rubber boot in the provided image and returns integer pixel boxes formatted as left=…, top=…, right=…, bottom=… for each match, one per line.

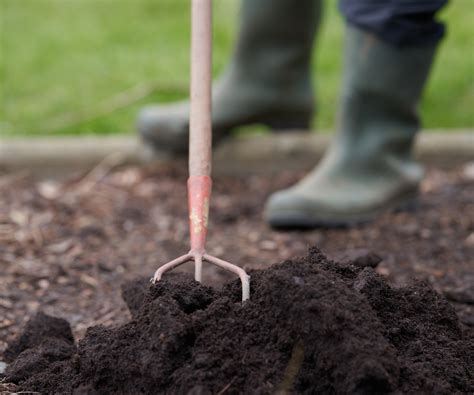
left=265, top=25, right=438, bottom=228
left=138, top=0, right=322, bottom=155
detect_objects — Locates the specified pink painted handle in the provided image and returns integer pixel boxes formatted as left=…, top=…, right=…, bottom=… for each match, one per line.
left=188, top=175, right=212, bottom=252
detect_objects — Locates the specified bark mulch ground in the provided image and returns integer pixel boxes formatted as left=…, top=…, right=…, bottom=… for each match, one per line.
left=0, top=163, right=473, bottom=393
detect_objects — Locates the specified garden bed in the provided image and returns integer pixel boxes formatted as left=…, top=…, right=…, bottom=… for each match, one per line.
left=3, top=248, right=474, bottom=393
left=0, top=163, right=473, bottom=393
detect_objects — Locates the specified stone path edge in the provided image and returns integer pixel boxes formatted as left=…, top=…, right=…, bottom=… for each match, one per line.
left=0, top=130, right=472, bottom=178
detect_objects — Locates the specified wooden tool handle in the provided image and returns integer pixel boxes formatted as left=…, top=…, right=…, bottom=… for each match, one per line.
left=189, top=0, right=212, bottom=177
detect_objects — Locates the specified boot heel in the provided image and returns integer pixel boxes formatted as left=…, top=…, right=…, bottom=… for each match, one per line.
left=265, top=114, right=312, bottom=131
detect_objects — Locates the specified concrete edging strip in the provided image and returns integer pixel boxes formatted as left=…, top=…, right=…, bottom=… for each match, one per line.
left=0, top=130, right=472, bottom=178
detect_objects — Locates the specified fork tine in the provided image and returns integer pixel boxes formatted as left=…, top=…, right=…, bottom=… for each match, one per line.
left=204, top=254, right=250, bottom=301
left=195, top=253, right=203, bottom=282
left=152, top=253, right=193, bottom=282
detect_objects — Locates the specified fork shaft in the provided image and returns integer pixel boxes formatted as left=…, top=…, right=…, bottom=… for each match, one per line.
left=188, top=0, right=213, bottom=257
left=189, top=0, right=212, bottom=177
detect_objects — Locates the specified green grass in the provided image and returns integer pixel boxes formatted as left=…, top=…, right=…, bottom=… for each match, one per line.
left=1, top=0, right=473, bottom=137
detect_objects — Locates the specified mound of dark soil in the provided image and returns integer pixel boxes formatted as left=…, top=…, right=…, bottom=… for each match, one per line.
left=5, top=248, right=474, bottom=394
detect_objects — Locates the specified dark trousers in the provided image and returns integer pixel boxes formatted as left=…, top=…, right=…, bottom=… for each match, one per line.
left=339, top=0, right=449, bottom=47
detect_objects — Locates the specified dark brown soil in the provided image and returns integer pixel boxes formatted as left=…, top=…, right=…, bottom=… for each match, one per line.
left=5, top=248, right=473, bottom=394
left=0, top=163, right=473, bottom=393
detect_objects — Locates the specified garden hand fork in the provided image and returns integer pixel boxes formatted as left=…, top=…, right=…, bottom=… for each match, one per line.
left=152, top=0, right=250, bottom=301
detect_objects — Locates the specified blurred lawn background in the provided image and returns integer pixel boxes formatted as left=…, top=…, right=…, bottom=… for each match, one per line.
left=0, top=0, right=473, bottom=137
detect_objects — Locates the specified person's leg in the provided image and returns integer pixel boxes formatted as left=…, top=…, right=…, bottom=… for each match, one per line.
left=265, top=0, right=448, bottom=228
left=340, top=0, right=448, bottom=48
left=138, top=0, right=322, bottom=155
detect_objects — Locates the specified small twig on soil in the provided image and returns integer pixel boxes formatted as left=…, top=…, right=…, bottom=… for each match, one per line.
left=277, top=340, right=305, bottom=394
left=75, top=152, right=126, bottom=195
left=41, top=81, right=187, bottom=134
left=0, top=319, right=13, bottom=329
left=0, top=381, right=20, bottom=394
left=216, top=378, right=235, bottom=395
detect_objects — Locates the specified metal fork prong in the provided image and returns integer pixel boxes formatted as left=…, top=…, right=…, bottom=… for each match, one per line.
left=194, top=253, right=203, bottom=282
left=204, top=254, right=250, bottom=301
left=152, top=253, right=193, bottom=283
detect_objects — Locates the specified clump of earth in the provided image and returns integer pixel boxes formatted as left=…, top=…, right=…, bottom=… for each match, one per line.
left=3, top=248, right=473, bottom=394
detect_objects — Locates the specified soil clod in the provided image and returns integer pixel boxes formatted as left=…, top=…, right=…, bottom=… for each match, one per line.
left=4, top=312, right=74, bottom=363
left=5, top=248, right=473, bottom=394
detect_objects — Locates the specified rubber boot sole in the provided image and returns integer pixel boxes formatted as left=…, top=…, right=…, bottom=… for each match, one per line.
left=143, top=111, right=313, bottom=157
left=267, top=196, right=419, bottom=230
